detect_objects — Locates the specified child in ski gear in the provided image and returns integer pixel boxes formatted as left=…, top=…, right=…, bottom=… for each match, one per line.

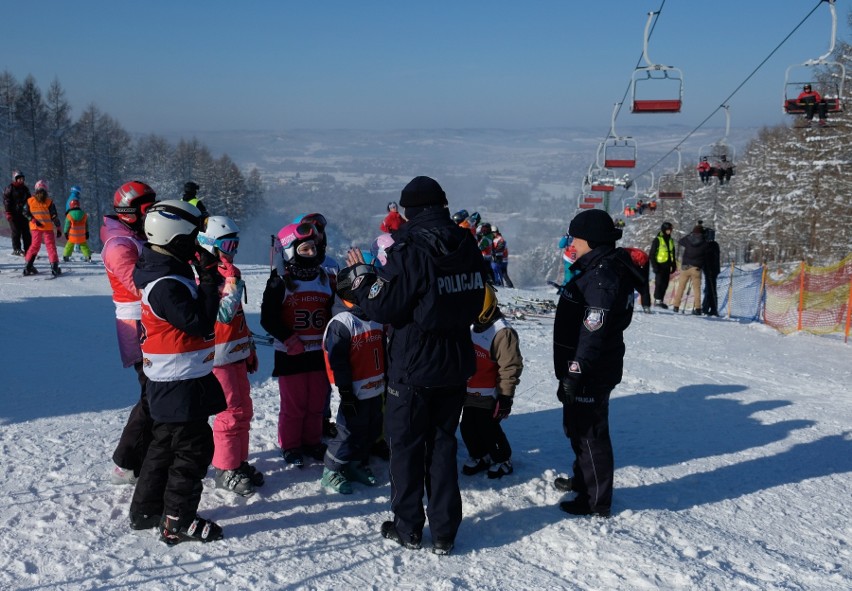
left=553, top=209, right=644, bottom=518
left=672, top=225, right=709, bottom=314
left=697, top=157, right=711, bottom=184
left=4, top=170, right=32, bottom=255
left=319, top=269, right=387, bottom=494
left=102, top=182, right=158, bottom=484
left=558, top=233, right=578, bottom=284
left=261, top=222, right=335, bottom=467
left=62, top=197, right=92, bottom=262
left=199, top=216, right=263, bottom=497
left=490, top=227, right=514, bottom=288
left=380, top=201, right=406, bottom=233
left=460, top=284, right=523, bottom=479
left=650, top=222, right=676, bottom=308
left=130, top=200, right=226, bottom=544
left=342, top=176, right=488, bottom=556
left=22, top=180, right=62, bottom=276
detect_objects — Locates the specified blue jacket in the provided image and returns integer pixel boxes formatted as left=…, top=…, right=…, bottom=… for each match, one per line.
left=351, top=208, right=488, bottom=387
left=133, top=245, right=225, bottom=422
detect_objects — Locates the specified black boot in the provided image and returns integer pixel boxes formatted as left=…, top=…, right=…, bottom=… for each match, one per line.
left=51, top=262, right=62, bottom=276
left=23, top=259, right=38, bottom=276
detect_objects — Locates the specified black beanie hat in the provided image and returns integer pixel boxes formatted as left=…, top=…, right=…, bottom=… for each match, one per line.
left=184, top=181, right=199, bottom=197
left=399, top=176, right=448, bottom=208
left=568, top=209, right=623, bottom=244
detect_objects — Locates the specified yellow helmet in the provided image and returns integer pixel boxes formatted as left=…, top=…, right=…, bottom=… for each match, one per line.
left=478, top=283, right=498, bottom=325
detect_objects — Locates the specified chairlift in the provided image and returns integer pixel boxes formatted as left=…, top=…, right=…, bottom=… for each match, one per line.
left=658, top=149, right=685, bottom=199
left=630, top=12, right=684, bottom=113
left=587, top=163, right=616, bottom=192
left=698, top=105, right=737, bottom=177
left=783, top=0, right=845, bottom=115
left=576, top=194, right=596, bottom=210
left=600, top=104, right=637, bottom=168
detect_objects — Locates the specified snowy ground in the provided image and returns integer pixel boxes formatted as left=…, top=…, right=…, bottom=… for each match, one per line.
left=0, top=242, right=850, bottom=591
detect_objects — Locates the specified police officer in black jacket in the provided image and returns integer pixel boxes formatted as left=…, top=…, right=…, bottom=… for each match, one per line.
left=553, top=209, right=644, bottom=518
left=341, top=176, right=487, bottom=555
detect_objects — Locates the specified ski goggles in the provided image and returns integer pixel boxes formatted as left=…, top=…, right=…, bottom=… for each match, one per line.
left=300, top=213, right=327, bottom=231
left=213, top=237, right=240, bottom=255
left=278, top=222, right=317, bottom=248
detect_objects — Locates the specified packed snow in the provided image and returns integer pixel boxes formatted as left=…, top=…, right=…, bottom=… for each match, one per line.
left=0, top=240, right=850, bottom=591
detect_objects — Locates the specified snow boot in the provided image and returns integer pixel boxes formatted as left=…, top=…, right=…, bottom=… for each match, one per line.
left=238, top=461, right=264, bottom=487
left=673, top=306, right=679, bottom=313
left=23, top=259, right=38, bottom=276
left=159, top=514, right=224, bottom=545
left=380, top=520, right=421, bottom=550
left=63, top=256, right=70, bottom=262
left=51, top=262, right=62, bottom=276
left=461, top=455, right=492, bottom=476
left=692, top=309, right=702, bottom=316
left=342, top=462, right=377, bottom=486
left=129, top=511, right=161, bottom=530
left=654, top=300, right=668, bottom=309
left=214, top=468, right=255, bottom=497
left=321, top=467, right=353, bottom=494
left=432, top=538, right=455, bottom=556
left=487, top=460, right=513, bottom=479
left=282, top=448, right=304, bottom=468
left=559, top=498, right=611, bottom=518
left=553, top=476, right=576, bottom=492
left=304, top=443, right=327, bottom=461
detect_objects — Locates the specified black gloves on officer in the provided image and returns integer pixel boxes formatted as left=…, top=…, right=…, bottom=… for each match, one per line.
left=557, top=378, right=581, bottom=404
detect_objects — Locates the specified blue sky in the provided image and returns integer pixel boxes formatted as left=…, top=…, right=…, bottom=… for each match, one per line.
left=4, top=1, right=848, bottom=133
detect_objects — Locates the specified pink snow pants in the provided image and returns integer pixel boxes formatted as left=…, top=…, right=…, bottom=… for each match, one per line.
left=277, top=370, right=328, bottom=451
left=212, top=361, right=254, bottom=470
left=25, top=229, right=59, bottom=264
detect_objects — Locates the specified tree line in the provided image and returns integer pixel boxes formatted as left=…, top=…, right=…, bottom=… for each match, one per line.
left=0, top=72, right=264, bottom=247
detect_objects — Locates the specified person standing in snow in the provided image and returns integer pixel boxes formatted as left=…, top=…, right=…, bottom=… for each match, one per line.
left=22, top=180, right=62, bottom=276
left=671, top=225, right=709, bottom=315
left=701, top=227, right=721, bottom=316
left=130, top=199, right=226, bottom=544
left=649, top=221, right=676, bottom=309
left=182, top=181, right=208, bottom=217
left=558, top=233, right=578, bottom=284
left=4, top=170, right=32, bottom=256
left=62, top=195, right=92, bottom=262
left=198, top=216, right=264, bottom=497
left=460, top=284, right=523, bottom=480
left=380, top=201, right=406, bottom=233
left=319, top=271, right=386, bottom=495
left=341, top=175, right=487, bottom=555
left=261, top=221, right=335, bottom=467
left=102, top=181, right=158, bottom=485
left=552, top=208, right=643, bottom=518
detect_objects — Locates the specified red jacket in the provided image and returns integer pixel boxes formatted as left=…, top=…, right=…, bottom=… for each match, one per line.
left=380, top=211, right=405, bottom=233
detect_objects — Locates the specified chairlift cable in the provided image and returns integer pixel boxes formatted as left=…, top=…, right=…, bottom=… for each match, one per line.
left=632, top=0, right=825, bottom=182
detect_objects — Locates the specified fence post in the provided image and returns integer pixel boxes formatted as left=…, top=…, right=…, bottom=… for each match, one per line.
left=726, top=261, right=735, bottom=319
left=845, top=278, right=852, bottom=344
left=797, top=261, right=806, bottom=333
left=759, top=264, right=768, bottom=323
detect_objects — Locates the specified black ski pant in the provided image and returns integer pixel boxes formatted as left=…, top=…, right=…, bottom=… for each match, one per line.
left=112, top=362, right=154, bottom=476
left=8, top=213, right=31, bottom=253
left=562, top=384, right=614, bottom=513
left=460, top=403, right=511, bottom=463
left=130, top=420, right=214, bottom=523
left=324, top=395, right=383, bottom=470
left=702, top=272, right=719, bottom=316
left=637, top=264, right=651, bottom=307
left=385, top=381, right=465, bottom=543
left=653, top=268, right=672, bottom=302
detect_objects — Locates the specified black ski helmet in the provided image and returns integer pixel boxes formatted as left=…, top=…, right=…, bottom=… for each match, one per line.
left=661, top=221, right=673, bottom=232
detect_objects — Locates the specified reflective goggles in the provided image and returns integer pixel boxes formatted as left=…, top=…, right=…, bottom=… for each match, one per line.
left=213, top=237, right=240, bottom=255
left=300, top=212, right=327, bottom=231
left=279, top=222, right=317, bottom=248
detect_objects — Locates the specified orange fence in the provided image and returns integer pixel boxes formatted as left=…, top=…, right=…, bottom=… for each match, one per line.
left=653, top=254, right=852, bottom=342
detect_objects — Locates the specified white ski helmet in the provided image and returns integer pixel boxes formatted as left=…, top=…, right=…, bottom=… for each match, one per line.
left=198, top=215, right=240, bottom=256
left=144, top=200, right=202, bottom=246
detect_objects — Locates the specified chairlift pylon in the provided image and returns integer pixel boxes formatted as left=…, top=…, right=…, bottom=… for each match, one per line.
left=630, top=11, right=684, bottom=113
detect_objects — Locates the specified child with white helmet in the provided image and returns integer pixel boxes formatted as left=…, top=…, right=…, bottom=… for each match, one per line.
left=198, top=215, right=263, bottom=496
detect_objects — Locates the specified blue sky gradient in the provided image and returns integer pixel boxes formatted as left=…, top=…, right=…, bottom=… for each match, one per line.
left=4, top=1, right=849, bottom=133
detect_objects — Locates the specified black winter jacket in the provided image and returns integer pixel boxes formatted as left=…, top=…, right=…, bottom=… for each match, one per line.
left=351, top=208, right=488, bottom=387
left=553, top=246, right=645, bottom=388
left=3, top=182, right=31, bottom=216
left=133, top=245, right=225, bottom=423
left=679, top=232, right=709, bottom=269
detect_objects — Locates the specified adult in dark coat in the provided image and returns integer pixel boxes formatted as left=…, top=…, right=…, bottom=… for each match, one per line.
left=3, top=171, right=32, bottom=255
left=702, top=227, right=721, bottom=316
left=649, top=221, right=676, bottom=308
left=553, top=209, right=644, bottom=518
left=129, top=200, right=226, bottom=545
left=672, top=225, right=709, bottom=314
left=341, top=176, right=487, bottom=555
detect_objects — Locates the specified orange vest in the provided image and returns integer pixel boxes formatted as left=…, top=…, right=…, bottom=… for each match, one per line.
left=273, top=272, right=334, bottom=354
left=323, top=312, right=386, bottom=400
left=27, top=196, right=54, bottom=231
left=140, top=276, right=216, bottom=381
left=466, top=318, right=509, bottom=399
left=66, top=212, right=88, bottom=244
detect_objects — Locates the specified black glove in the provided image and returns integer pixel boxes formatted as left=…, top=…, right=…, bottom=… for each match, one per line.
left=56, top=228, right=62, bottom=238
left=493, top=394, right=513, bottom=421
left=194, top=246, right=220, bottom=285
left=338, top=388, right=357, bottom=419
left=266, top=269, right=286, bottom=293
left=64, top=232, right=69, bottom=240
left=85, top=231, right=89, bottom=239
left=33, top=219, right=43, bottom=227
left=558, top=378, right=581, bottom=404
